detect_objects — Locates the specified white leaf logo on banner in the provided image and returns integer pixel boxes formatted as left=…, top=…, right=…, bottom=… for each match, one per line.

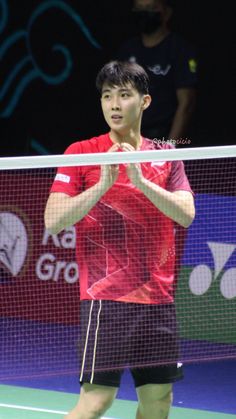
left=0, top=212, right=28, bottom=276
left=189, top=241, right=236, bottom=299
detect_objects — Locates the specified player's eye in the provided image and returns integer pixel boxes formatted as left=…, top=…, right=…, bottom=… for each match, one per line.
left=121, top=92, right=130, bottom=97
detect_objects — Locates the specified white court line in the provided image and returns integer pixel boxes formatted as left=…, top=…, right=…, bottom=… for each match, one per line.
left=0, top=403, right=116, bottom=418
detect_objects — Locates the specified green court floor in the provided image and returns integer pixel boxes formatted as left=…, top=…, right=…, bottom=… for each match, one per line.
left=0, top=385, right=235, bottom=419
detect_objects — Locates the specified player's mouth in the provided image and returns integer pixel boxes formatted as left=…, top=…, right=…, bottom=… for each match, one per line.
left=111, top=114, right=123, bottom=121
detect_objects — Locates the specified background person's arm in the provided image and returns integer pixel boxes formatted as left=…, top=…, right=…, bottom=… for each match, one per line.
left=168, top=88, right=196, bottom=144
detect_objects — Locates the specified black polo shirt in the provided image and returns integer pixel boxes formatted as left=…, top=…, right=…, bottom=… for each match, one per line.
left=117, top=32, right=197, bottom=138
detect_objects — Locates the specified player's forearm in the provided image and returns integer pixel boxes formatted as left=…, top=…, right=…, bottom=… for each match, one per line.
left=45, top=183, right=108, bottom=234
left=137, top=178, right=195, bottom=228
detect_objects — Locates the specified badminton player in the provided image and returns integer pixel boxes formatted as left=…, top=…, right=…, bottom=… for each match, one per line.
left=45, top=60, right=195, bottom=419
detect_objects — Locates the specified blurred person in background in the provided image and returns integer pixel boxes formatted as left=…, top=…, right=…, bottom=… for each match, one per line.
left=117, top=0, right=197, bottom=146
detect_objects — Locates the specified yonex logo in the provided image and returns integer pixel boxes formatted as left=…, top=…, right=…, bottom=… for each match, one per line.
left=0, top=212, right=28, bottom=276
left=189, top=241, right=236, bottom=299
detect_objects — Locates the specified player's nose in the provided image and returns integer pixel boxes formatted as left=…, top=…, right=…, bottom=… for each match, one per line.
left=111, top=96, right=121, bottom=111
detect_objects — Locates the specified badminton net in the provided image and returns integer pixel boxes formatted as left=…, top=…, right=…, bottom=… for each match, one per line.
left=0, top=144, right=236, bottom=380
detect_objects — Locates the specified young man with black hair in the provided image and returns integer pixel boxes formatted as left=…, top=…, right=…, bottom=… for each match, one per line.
left=45, top=60, right=195, bottom=419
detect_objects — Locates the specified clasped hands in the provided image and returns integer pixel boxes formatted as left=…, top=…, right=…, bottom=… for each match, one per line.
left=99, top=142, right=144, bottom=190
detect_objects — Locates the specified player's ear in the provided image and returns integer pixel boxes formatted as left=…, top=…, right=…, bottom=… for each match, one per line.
left=142, top=94, right=152, bottom=110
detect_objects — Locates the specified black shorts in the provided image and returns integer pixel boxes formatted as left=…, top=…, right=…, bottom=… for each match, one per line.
left=79, top=300, right=183, bottom=387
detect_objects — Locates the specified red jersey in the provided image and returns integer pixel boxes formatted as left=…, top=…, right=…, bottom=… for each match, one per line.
left=50, top=133, right=192, bottom=304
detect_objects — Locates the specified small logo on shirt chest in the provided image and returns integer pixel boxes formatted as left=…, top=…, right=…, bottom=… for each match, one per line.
left=148, top=64, right=171, bottom=76
left=151, top=161, right=166, bottom=167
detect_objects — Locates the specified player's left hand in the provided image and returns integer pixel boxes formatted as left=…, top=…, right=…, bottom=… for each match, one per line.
left=120, top=142, right=144, bottom=186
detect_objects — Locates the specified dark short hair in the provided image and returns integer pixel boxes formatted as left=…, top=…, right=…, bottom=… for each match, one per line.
left=96, top=60, right=149, bottom=95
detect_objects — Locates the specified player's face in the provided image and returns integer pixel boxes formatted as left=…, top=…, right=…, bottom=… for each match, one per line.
left=101, top=83, right=150, bottom=135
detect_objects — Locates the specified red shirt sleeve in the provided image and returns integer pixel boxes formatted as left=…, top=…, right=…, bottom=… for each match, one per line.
left=167, top=160, right=193, bottom=193
left=50, top=142, right=83, bottom=196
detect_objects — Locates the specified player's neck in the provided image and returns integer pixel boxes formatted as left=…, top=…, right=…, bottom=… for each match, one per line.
left=141, top=27, right=170, bottom=48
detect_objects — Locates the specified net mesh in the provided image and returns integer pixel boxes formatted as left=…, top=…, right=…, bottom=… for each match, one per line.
left=0, top=146, right=236, bottom=381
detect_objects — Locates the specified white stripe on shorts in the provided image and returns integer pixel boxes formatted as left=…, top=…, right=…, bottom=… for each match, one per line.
left=90, top=300, right=102, bottom=383
left=80, top=300, right=94, bottom=382
left=79, top=300, right=102, bottom=384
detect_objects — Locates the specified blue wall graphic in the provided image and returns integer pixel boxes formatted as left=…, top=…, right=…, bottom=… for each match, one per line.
left=0, top=0, right=101, bottom=118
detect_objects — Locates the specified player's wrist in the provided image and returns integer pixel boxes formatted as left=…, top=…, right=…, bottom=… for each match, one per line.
left=135, top=175, right=149, bottom=190
left=96, top=179, right=112, bottom=195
